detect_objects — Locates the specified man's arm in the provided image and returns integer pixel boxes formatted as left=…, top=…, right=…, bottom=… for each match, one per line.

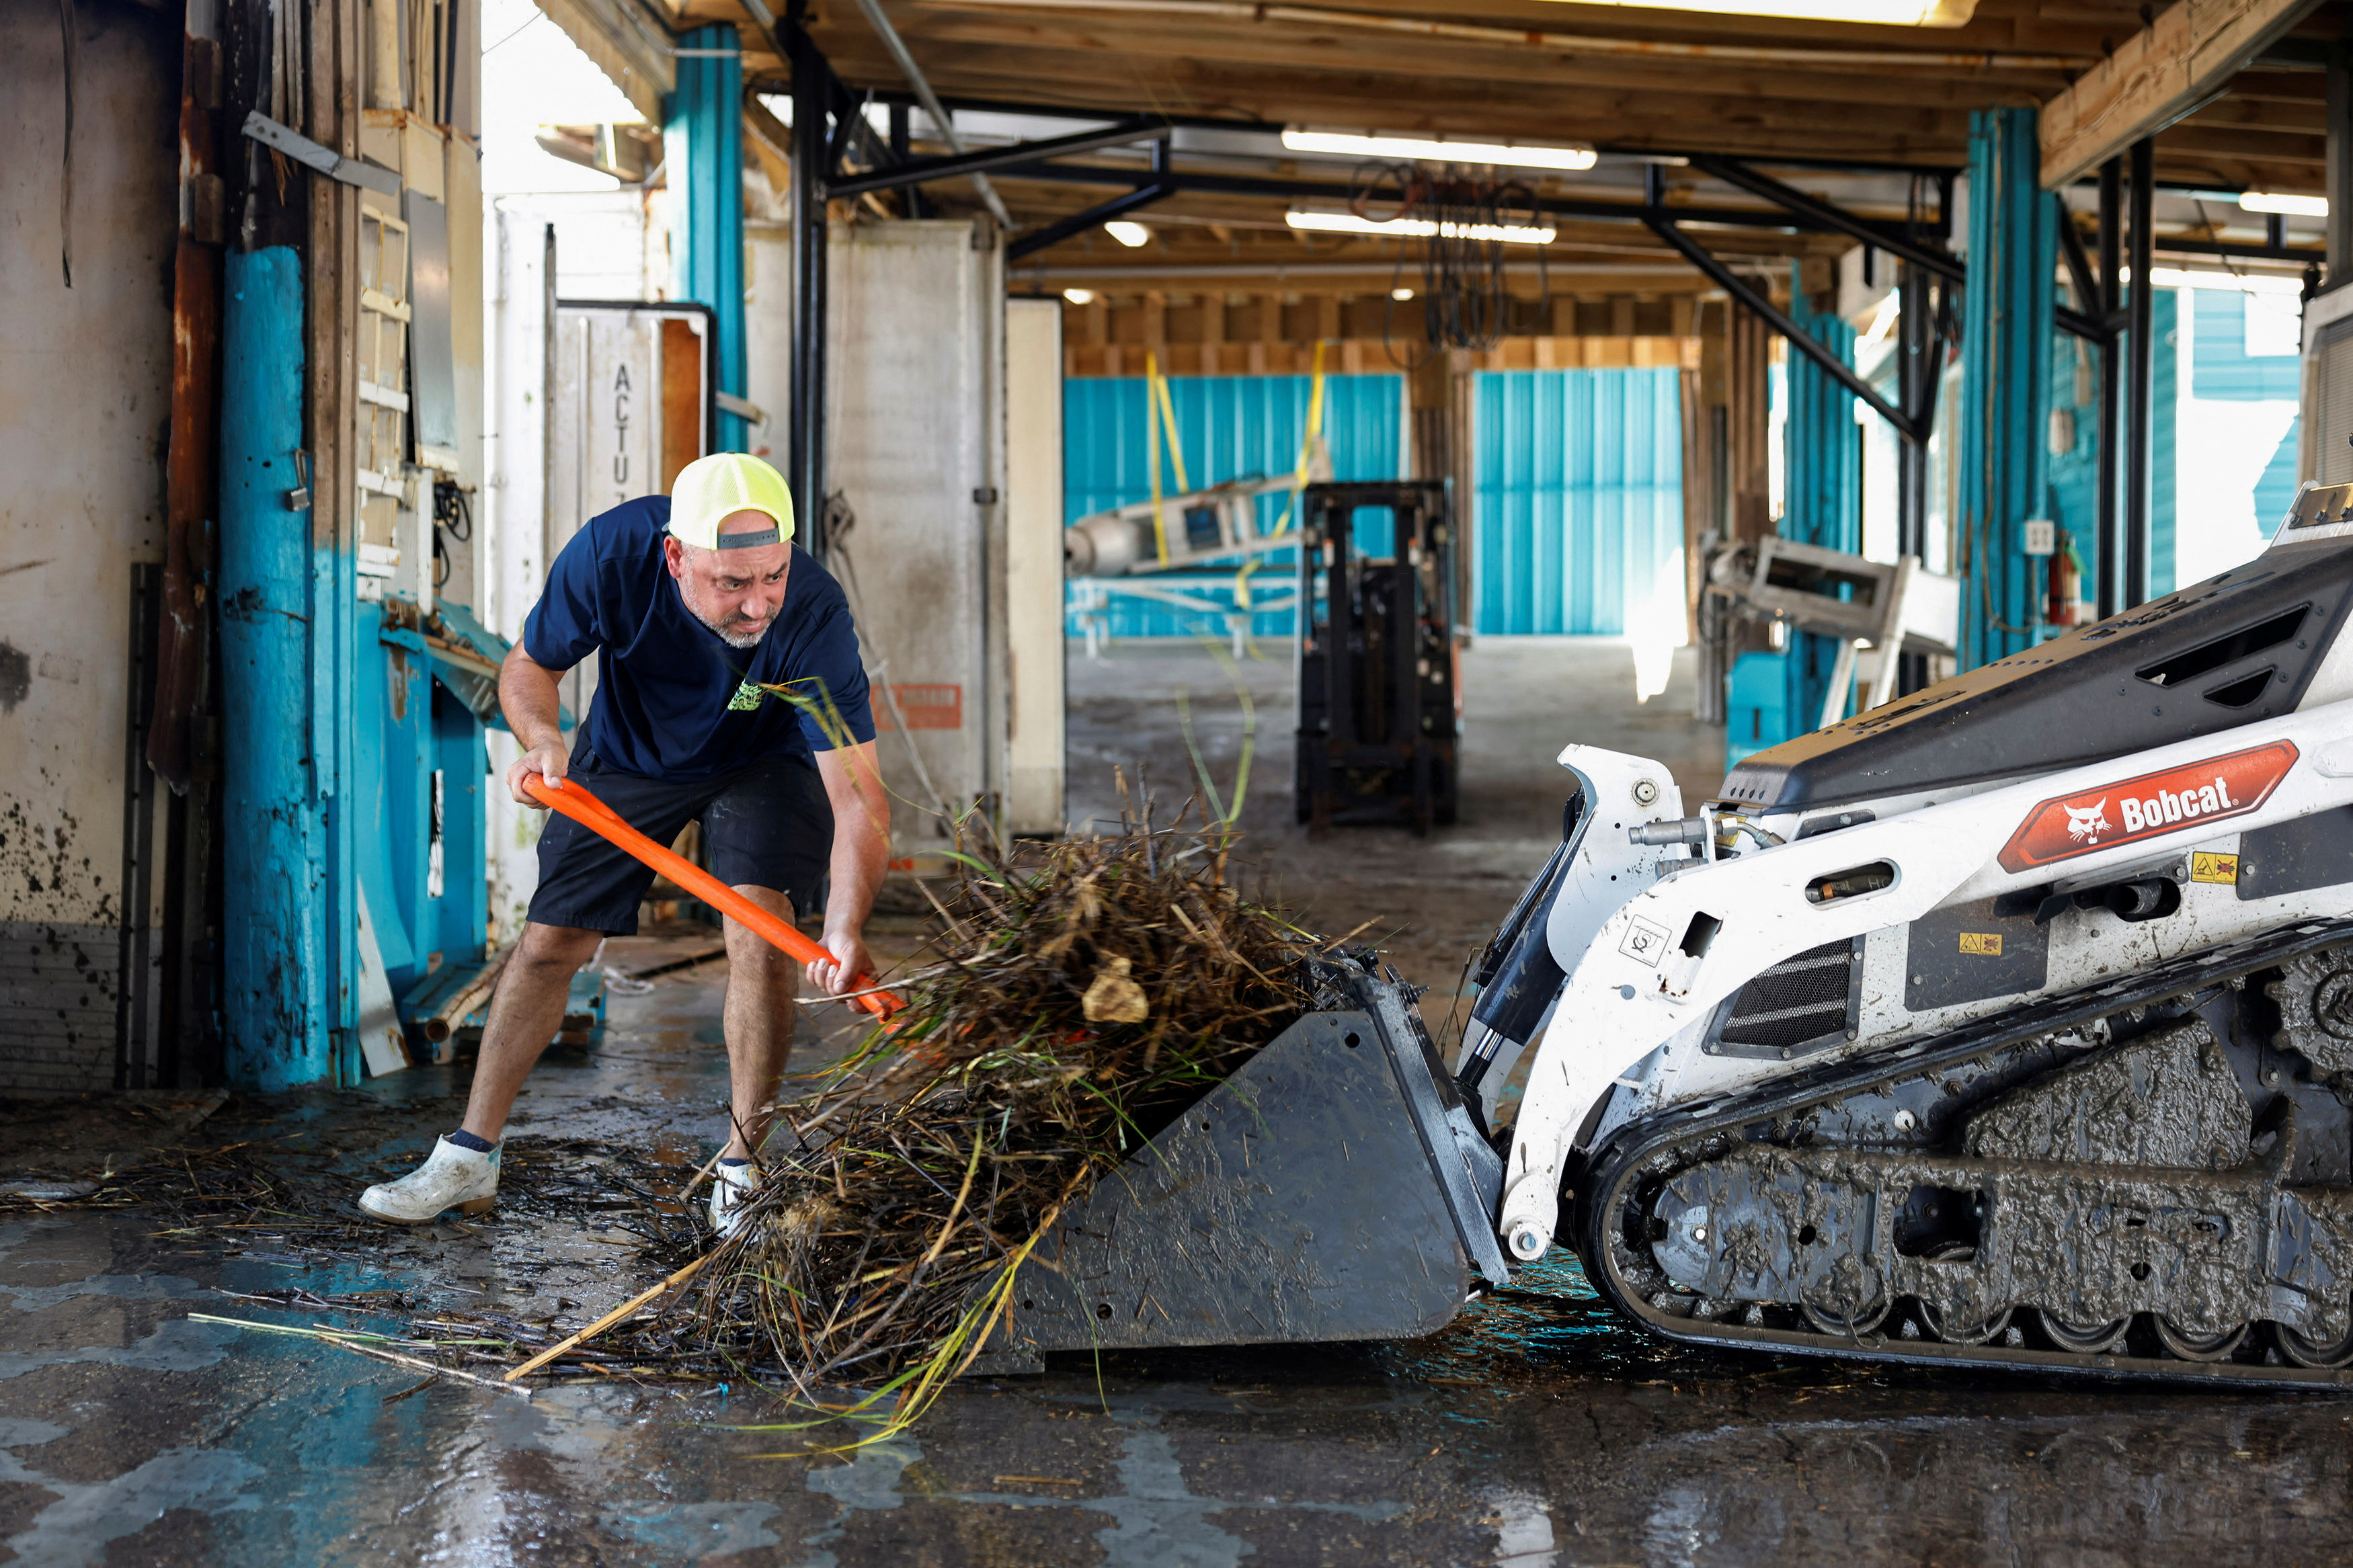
left=499, top=643, right=574, bottom=806
left=807, top=740, right=890, bottom=995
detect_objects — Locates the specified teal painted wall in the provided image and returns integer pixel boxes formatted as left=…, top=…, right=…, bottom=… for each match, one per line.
left=1956, top=106, right=2059, bottom=670
left=1062, top=373, right=1404, bottom=639
left=1471, top=368, right=1683, bottom=635
left=666, top=24, right=746, bottom=451
left=1783, top=289, right=1862, bottom=727
left=2152, top=288, right=2178, bottom=596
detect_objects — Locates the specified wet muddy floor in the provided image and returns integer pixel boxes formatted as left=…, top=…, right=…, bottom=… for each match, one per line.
left=5, top=641, right=2352, bottom=1564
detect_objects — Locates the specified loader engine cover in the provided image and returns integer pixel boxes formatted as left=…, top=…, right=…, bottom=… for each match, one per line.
left=1719, top=536, right=2353, bottom=811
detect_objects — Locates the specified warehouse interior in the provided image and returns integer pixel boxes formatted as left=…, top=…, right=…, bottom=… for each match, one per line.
left=9, top=0, right=2353, bottom=1559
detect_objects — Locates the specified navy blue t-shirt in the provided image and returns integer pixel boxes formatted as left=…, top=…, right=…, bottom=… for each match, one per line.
left=522, top=497, right=876, bottom=781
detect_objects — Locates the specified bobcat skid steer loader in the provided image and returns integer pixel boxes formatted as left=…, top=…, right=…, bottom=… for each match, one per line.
left=1453, top=481, right=2353, bottom=1385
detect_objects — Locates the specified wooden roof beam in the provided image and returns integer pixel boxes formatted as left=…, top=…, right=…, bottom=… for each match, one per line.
left=2039, top=0, right=2325, bottom=189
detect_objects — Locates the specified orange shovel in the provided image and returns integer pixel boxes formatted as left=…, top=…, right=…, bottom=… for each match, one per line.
left=522, top=773, right=905, bottom=1020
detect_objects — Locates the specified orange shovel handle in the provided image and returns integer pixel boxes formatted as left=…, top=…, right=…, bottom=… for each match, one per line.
left=523, top=773, right=904, bottom=1019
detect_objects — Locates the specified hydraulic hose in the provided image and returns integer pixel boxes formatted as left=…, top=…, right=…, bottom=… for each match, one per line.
left=1458, top=791, right=1585, bottom=1096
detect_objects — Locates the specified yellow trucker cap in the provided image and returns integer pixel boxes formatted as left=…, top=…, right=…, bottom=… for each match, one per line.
left=668, top=453, right=796, bottom=550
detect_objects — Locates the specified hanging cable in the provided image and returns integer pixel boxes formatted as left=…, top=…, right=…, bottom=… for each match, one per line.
left=1358, top=163, right=1550, bottom=367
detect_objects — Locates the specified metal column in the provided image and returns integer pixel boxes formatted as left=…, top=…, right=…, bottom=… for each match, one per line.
left=2096, top=157, right=2122, bottom=620
left=789, top=32, right=830, bottom=554
left=670, top=24, right=748, bottom=452
left=1956, top=106, right=2058, bottom=671
left=1895, top=259, right=1927, bottom=562
left=2123, top=138, right=2155, bottom=610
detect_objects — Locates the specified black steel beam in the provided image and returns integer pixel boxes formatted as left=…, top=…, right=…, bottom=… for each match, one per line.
left=1645, top=214, right=1916, bottom=439
left=826, top=118, right=1170, bottom=198
left=788, top=13, right=830, bottom=554
left=2059, top=213, right=2100, bottom=321
left=1006, top=181, right=1172, bottom=261
left=2125, top=138, right=2155, bottom=612
left=2055, top=305, right=2105, bottom=341
left=1689, top=154, right=1962, bottom=282
left=1896, top=261, right=1928, bottom=562
left=830, top=89, right=1975, bottom=177
left=992, top=157, right=1953, bottom=243
left=2097, top=157, right=2121, bottom=620
left=2155, top=235, right=2325, bottom=263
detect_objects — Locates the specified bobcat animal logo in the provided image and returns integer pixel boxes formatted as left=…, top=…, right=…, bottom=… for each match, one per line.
left=2065, top=798, right=2111, bottom=843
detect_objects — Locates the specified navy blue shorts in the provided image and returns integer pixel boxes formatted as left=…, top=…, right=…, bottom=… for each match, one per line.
left=526, top=749, right=834, bottom=936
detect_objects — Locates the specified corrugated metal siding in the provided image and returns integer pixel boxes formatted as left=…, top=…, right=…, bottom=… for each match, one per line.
left=2192, top=290, right=2303, bottom=401
left=2153, top=289, right=2178, bottom=596
left=1472, top=368, right=1682, bottom=635
left=2048, top=329, right=2099, bottom=595
left=1783, top=298, right=1862, bottom=731
left=1064, top=373, right=1403, bottom=638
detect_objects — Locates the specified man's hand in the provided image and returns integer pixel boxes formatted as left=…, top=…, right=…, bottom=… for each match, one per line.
left=497, top=643, right=575, bottom=807
left=807, top=925, right=874, bottom=996
left=506, top=739, right=569, bottom=806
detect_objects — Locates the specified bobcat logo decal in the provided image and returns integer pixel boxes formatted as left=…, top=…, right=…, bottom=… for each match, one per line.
left=2064, top=799, right=2111, bottom=843
left=1998, top=741, right=2298, bottom=874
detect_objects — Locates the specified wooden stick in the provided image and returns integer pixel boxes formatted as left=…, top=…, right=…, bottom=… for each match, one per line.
left=188, top=1315, right=530, bottom=1397
left=422, top=946, right=512, bottom=1042
left=504, top=1250, right=720, bottom=1381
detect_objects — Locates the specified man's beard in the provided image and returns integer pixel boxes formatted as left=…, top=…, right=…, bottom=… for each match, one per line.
left=680, top=580, right=772, bottom=648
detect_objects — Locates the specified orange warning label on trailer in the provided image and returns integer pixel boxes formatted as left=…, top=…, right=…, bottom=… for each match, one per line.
left=1996, top=741, right=2297, bottom=874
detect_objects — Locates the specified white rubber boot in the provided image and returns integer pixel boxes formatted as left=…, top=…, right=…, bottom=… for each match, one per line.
left=709, top=1160, right=761, bottom=1239
left=358, top=1136, right=500, bottom=1224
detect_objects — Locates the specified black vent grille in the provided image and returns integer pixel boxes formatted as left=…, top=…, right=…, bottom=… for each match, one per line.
left=1717, top=938, right=1855, bottom=1052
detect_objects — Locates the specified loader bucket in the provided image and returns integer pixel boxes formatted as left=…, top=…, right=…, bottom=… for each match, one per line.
left=977, top=964, right=1510, bottom=1368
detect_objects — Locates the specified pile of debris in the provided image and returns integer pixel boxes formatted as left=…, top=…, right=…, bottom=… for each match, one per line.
left=662, top=801, right=1323, bottom=1411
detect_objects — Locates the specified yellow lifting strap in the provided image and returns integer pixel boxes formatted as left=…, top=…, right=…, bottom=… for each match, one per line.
left=1236, top=339, right=1328, bottom=614
left=1145, top=352, right=1191, bottom=566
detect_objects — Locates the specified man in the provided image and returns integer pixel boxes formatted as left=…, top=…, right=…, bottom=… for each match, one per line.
left=359, top=452, right=889, bottom=1235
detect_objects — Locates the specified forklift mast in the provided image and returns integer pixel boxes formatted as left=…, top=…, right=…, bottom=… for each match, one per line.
left=1293, top=481, right=1461, bottom=835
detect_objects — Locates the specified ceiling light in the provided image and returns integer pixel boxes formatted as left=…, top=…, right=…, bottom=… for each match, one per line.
left=1103, top=220, right=1152, bottom=248
left=1282, top=128, right=1596, bottom=172
left=2239, top=191, right=2327, bottom=218
left=1533, top=0, right=1977, bottom=25
left=1285, top=210, right=1556, bottom=245
left=1064, top=288, right=1096, bottom=304
left=1391, top=287, right=1416, bottom=301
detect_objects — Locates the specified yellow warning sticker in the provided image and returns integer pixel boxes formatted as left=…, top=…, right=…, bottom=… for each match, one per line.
left=1958, top=932, right=2003, bottom=957
left=2191, top=851, right=2239, bottom=884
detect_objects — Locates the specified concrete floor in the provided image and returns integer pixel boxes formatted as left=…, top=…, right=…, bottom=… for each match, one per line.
left=5, top=638, right=2352, bottom=1566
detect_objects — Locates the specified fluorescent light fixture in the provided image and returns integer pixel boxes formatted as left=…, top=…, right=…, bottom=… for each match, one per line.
left=2147, top=265, right=2306, bottom=296
left=1391, top=287, right=1416, bottom=301
left=1282, top=128, right=1596, bottom=172
left=1535, top=0, right=1977, bottom=25
left=1285, top=210, right=1556, bottom=245
left=1103, top=220, right=1152, bottom=248
left=1063, top=288, right=1096, bottom=304
left=2239, top=190, right=2327, bottom=218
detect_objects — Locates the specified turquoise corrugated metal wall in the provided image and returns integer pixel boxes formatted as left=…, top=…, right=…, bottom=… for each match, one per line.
left=2047, top=319, right=2099, bottom=599
left=667, top=25, right=746, bottom=451
left=1063, top=373, right=1403, bottom=638
left=2152, top=289, right=2179, bottom=595
left=1957, top=106, right=2059, bottom=670
left=1470, top=368, right=1682, bottom=634
left=1783, top=287, right=1862, bottom=727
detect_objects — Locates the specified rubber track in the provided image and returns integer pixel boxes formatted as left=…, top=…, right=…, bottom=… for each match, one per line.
left=1576, top=916, right=2353, bottom=1389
